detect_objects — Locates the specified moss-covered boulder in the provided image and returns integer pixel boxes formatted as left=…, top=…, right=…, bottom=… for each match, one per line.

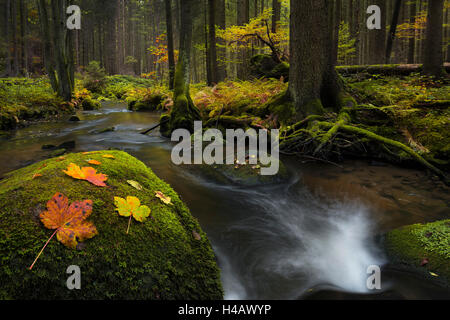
left=188, top=159, right=289, bottom=187
left=128, top=94, right=165, bottom=112
left=384, top=220, right=450, bottom=285
left=249, top=54, right=289, bottom=82
left=0, top=150, right=223, bottom=299
left=81, top=98, right=101, bottom=111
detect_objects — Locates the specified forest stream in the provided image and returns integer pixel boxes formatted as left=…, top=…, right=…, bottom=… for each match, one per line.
left=1, top=102, right=449, bottom=300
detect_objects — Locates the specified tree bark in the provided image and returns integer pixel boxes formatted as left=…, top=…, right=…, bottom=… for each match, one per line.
left=385, top=0, right=402, bottom=64
left=369, top=0, right=387, bottom=64
left=164, top=0, right=201, bottom=136
left=272, top=0, right=280, bottom=33
left=165, top=0, right=176, bottom=89
left=407, top=0, right=417, bottom=64
left=208, top=0, right=218, bottom=85
left=216, top=0, right=227, bottom=81
left=288, top=0, right=341, bottom=116
left=423, top=0, right=445, bottom=76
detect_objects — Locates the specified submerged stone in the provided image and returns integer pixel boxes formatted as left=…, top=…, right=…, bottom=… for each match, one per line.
left=0, top=150, right=223, bottom=299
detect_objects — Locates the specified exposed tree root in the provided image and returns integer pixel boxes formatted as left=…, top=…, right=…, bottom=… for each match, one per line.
left=280, top=111, right=449, bottom=185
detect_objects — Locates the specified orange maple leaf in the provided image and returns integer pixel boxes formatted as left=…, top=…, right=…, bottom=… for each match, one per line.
left=29, top=193, right=98, bottom=270
left=87, top=160, right=101, bottom=165
left=63, top=163, right=108, bottom=187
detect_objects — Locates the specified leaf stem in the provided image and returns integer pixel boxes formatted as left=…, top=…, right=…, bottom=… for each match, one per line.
left=29, top=229, right=58, bottom=270
left=126, top=215, right=132, bottom=234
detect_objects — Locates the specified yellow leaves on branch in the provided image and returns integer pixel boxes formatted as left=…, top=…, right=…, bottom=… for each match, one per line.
left=29, top=193, right=98, bottom=270
left=64, top=163, right=108, bottom=187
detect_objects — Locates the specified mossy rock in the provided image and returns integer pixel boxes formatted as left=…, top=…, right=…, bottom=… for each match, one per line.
left=190, top=159, right=289, bottom=187
left=249, top=54, right=289, bottom=81
left=0, top=150, right=223, bottom=299
left=128, top=95, right=164, bottom=112
left=384, top=219, right=450, bottom=286
left=81, top=98, right=101, bottom=111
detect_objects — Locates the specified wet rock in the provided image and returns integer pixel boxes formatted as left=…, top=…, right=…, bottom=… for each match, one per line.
left=96, top=127, right=116, bottom=134
left=42, top=144, right=56, bottom=150
left=58, top=141, right=76, bottom=150
left=69, top=115, right=80, bottom=122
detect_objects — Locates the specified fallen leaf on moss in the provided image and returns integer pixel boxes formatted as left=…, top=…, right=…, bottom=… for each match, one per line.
left=87, top=160, right=101, bottom=165
left=114, top=196, right=151, bottom=234
left=63, top=163, right=108, bottom=187
left=155, top=191, right=172, bottom=205
left=82, top=151, right=99, bottom=155
left=102, top=154, right=115, bottom=159
left=127, top=180, right=143, bottom=191
left=29, top=193, right=98, bottom=270
left=192, top=231, right=201, bottom=241
left=32, top=173, right=42, bottom=179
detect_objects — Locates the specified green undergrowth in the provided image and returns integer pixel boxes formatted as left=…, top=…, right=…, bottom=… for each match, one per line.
left=0, top=78, right=72, bottom=130
left=384, top=220, right=450, bottom=285
left=0, top=150, right=223, bottom=299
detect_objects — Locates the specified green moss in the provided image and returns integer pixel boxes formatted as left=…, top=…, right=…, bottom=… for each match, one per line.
left=384, top=220, right=450, bottom=284
left=81, top=98, right=101, bottom=111
left=303, top=99, right=325, bottom=116
left=0, top=151, right=223, bottom=299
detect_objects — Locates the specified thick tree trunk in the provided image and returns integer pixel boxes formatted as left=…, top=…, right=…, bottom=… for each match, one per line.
left=237, top=0, right=250, bottom=80
left=165, top=0, right=175, bottom=89
left=385, top=0, right=402, bottom=64
left=288, top=0, right=341, bottom=116
left=423, top=0, right=445, bottom=77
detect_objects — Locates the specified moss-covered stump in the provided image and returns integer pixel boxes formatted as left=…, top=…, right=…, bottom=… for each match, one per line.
left=384, top=220, right=450, bottom=286
left=0, top=150, right=223, bottom=299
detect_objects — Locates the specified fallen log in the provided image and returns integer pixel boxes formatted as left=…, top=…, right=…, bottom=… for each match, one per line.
left=337, top=63, right=450, bottom=76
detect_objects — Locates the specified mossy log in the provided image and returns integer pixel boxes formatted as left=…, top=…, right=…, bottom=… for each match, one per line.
left=0, top=151, right=223, bottom=299
left=336, top=63, right=450, bottom=76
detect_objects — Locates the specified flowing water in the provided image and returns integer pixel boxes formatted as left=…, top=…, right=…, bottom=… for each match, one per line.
left=1, top=102, right=449, bottom=300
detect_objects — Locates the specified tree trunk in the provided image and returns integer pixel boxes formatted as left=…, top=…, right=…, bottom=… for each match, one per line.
left=369, top=0, right=387, bottom=64
left=237, top=0, right=250, bottom=80
left=165, top=0, right=176, bottom=89
left=272, top=0, right=280, bottom=33
left=385, top=0, right=402, bottom=64
left=288, top=0, right=342, bottom=116
left=163, top=0, right=201, bottom=136
left=208, top=0, right=218, bottom=85
left=4, top=0, right=12, bottom=76
left=423, top=0, right=445, bottom=76
left=407, top=0, right=416, bottom=64
left=216, top=0, right=227, bottom=81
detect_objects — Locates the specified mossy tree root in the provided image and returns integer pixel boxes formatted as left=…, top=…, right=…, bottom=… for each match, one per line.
left=317, top=121, right=448, bottom=183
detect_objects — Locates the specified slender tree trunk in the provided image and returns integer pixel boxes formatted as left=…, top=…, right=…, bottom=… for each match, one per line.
left=385, top=0, right=402, bottom=63
left=369, top=0, right=387, bottom=64
left=208, top=0, right=218, bottom=85
left=272, top=0, right=280, bottom=33
left=4, top=0, right=12, bottom=76
left=164, top=0, right=201, bottom=136
left=216, top=0, right=227, bottom=81
left=423, top=0, right=445, bottom=76
left=165, top=0, right=176, bottom=89
left=407, top=0, right=417, bottom=64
